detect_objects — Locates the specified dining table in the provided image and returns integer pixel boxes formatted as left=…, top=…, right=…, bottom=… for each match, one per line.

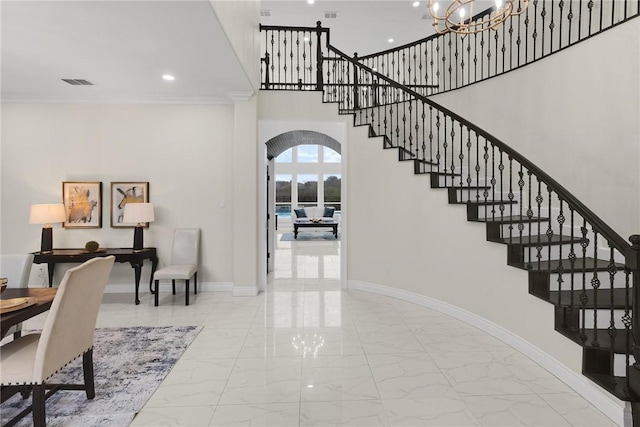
left=0, top=287, right=57, bottom=339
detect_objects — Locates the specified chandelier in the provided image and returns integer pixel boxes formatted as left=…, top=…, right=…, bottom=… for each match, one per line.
left=428, top=0, right=530, bottom=35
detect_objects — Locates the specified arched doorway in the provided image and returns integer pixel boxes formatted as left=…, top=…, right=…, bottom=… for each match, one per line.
left=265, top=130, right=342, bottom=274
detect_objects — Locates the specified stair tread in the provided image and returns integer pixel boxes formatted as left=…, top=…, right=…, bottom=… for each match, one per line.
left=558, top=327, right=632, bottom=354
left=549, top=288, right=630, bottom=309
left=469, top=215, right=548, bottom=224
left=511, top=257, right=624, bottom=272
left=491, top=234, right=584, bottom=246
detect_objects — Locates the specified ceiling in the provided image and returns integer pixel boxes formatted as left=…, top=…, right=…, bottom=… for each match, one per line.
left=0, top=0, right=494, bottom=103
left=0, top=1, right=254, bottom=103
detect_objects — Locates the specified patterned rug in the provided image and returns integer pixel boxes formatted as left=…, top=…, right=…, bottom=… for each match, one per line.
left=280, top=232, right=340, bottom=241
left=1, top=325, right=201, bottom=427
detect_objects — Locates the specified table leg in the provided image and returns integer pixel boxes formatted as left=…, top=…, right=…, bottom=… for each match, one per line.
left=47, top=263, right=55, bottom=287
left=149, top=256, right=158, bottom=294
left=294, top=224, right=299, bottom=239
left=132, top=263, right=142, bottom=305
left=333, top=225, right=338, bottom=238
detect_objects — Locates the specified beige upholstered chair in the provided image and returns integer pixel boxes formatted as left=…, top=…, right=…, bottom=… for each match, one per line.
left=0, top=253, right=35, bottom=339
left=153, top=228, right=200, bottom=306
left=0, top=256, right=114, bottom=427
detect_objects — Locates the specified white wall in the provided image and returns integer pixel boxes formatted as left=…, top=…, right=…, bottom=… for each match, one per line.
left=431, top=19, right=640, bottom=240
left=1, top=103, right=236, bottom=290
left=209, top=0, right=261, bottom=90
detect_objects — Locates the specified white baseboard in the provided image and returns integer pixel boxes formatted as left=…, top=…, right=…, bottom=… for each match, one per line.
left=347, top=279, right=625, bottom=427
left=232, top=284, right=259, bottom=297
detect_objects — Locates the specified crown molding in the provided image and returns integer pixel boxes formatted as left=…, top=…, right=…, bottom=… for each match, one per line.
left=0, top=95, right=234, bottom=105
left=226, top=91, right=255, bottom=102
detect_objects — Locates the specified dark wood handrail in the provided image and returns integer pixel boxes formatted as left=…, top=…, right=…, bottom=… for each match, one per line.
left=328, top=43, right=630, bottom=252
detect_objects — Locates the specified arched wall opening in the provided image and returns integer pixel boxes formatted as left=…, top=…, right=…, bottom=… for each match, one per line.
left=258, top=123, right=348, bottom=292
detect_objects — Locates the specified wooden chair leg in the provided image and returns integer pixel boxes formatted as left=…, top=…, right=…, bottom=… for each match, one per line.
left=172, top=279, right=176, bottom=295
left=83, top=348, right=96, bottom=399
left=32, top=384, right=46, bottom=427
left=194, top=272, right=198, bottom=294
left=185, top=279, right=190, bottom=306
left=154, top=279, right=159, bottom=306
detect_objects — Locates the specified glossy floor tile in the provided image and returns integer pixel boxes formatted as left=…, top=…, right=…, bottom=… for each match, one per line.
left=17, top=232, right=619, bottom=426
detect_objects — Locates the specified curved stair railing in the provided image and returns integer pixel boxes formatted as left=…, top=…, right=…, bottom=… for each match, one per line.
left=260, top=15, right=640, bottom=421
left=358, top=0, right=640, bottom=95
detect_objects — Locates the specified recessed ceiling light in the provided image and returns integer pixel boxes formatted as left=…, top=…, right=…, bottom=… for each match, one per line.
left=413, top=1, right=420, bottom=6
left=308, top=0, right=314, bottom=4
left=162, top=74, right=175, bottom=81
left=388, top=38, right=394, bottom=43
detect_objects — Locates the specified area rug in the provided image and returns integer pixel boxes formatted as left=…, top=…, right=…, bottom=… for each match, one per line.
left=1, top=325, right=201, bottom=427
left=280, top=232, right=340, bottom=241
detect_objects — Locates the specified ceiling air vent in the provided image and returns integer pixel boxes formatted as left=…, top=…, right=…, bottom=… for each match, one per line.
left=62, top=79, right=94, bottom=86
left=260, top=9, right=271, bottom=17
left=324, top=11, right=338, bottom=19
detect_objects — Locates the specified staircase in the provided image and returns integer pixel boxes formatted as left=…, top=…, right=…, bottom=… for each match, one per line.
left=260, top=2, right=640, bottom=424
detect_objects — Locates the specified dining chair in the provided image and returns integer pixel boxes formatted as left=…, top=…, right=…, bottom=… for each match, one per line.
left=152, top=228, right=200, bottom=306
left=0, top=253, right=35, bottom=339
left=0, top=256, right=114, bottom=427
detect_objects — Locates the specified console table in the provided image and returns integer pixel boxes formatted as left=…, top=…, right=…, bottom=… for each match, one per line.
left=32, top=248, right=158, bottom=305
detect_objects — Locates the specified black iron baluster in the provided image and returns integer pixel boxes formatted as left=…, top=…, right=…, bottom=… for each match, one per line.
left=353, top=53, right=360, bottom=110
left=264, top=52, right=271, bottom=89
left=429, top=106, right=434, bottom=167
left=517, top=166, right=525, bottom=246
left=454, top=33, right=459, bottom=88
left=473, top=32, right=478, bottom=84
left=524, top=0, right=530, bottom=63
left=443, top=116, right=449, bottom=183
left=447, top=33, right=452, bottom=91
left=458, top=122, right=464, bottom=191
left=588, top=0, right=594, bottom=36
left=421, top=102, right=427, bottom=163
left=599, top=0, right=604, bottom=31
left=295, top=32, right=301, bottom=85
left=569, top=208, right=577, bottom=331
left=536, top=179, right=543, bottom=269
left=567, top=0, right=573, bottom=45
left=491, top=145, right=496, bottom=221
left=498, top=150, right=505, bottom=226
left=436, top=113, right=442, bottom=173
left=557, top=0, right=563, bottom=51
left=526, top=171, right=534, bottom=270
left=517, top=1, right=522, bottom=67
left=557, top=197, right=565, bottom=306
left=578, top=0, right=583, bottom=40
left=466, top=127, right=472, bottom=201
left=475, top=134, right=481, bottom=202
left=591, top=229, right=600, bottom=347
left=623, top=267, right=631, bottom=390
left=548, top=0, right=554, bottom=54
left=450, top=118, right=456, bottom=187
left=483, top=141, right=489, bottom=219
left=508, top=157, right=514, bottom=242
left=547, top=186, right=553, bottom=272
left=608, top=245, right=617, bottom=375
left=580, top=221, right=589, bottom=342
left=533, top=0, right=538, bottom=60
left=508, top=13, right=514, bottom=71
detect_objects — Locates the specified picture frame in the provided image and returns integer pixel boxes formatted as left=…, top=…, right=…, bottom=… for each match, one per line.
left=110, top=182, right=150, bottom=228
left=62, top=181, right=102, bottom=228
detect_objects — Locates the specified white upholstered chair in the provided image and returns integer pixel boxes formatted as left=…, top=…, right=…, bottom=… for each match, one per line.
left=0, top=256, right=114, bottom=427
left=152, top=228, right=200, bottom=306
left=1, top=253, right=35, bottom=339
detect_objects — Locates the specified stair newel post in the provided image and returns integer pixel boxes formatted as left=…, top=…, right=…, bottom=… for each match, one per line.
left=264, top=52, right=271, bottom=90
left=353, top=52, right=360, bottom=110
left=625, top=235, right=640, bottom=403
left=315, top=21, right=324, bottom=91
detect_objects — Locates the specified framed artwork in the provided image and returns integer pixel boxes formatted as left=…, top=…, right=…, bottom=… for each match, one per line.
left=62, top=181, right=102, bottom=228
left=110, top=182, right=149, bottom=228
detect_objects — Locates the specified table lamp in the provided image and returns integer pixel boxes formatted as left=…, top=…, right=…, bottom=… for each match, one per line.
left=122, top=203, right=154, bottom=251
left=29, top=203, right=66, bottom=253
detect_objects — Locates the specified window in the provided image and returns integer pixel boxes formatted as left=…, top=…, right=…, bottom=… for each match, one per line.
left=275, top=174, right=292, bottom=216
left=297, top=145, right=319, bottom=163
left=323, top=147, right=341, bottom=163
left=276, top=148, right=293, bottom=163
left=324, top=174, right=341, bottom=212
left=297, top=174, right=318, bottom=206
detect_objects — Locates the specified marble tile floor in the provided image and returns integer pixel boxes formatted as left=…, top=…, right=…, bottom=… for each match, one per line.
left=17, top=234, right=618, bottom=426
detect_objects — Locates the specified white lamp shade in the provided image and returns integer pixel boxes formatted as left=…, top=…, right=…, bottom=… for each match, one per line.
left=29, top=204, right=66, bottom=225
left=123, top=203, right=155, bottom=224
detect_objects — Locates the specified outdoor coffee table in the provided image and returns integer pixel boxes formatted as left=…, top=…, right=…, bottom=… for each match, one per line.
left=293, top=220, right=338, bottom=239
